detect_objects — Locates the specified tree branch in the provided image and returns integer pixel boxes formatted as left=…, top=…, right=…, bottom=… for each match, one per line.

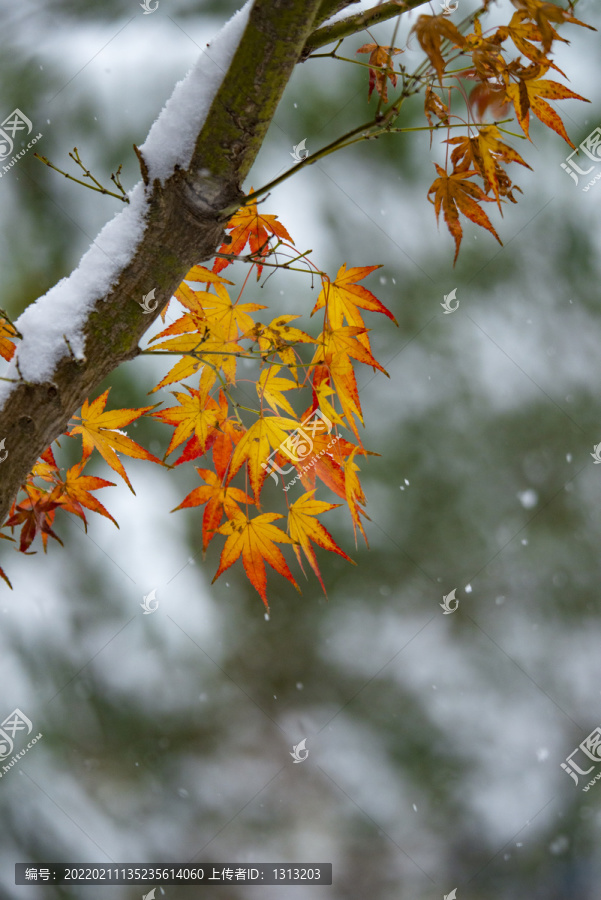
left=300, top=0, right=432, bottom=60
left=0, top=0, right=324, bottom=527
left=313, top=0, right=362, bottom=30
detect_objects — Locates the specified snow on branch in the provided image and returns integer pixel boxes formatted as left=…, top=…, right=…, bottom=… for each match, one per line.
left=139, top=0, right=252, bottom=184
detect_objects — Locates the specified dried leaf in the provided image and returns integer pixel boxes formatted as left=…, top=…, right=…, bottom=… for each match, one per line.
left=428, top=162, right=501, bottom=264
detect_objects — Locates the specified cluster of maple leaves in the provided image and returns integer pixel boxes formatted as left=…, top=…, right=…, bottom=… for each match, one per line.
left=0, top=0, right=594, bottom=606
left=360, top=0, right=593, bottom=262
left=0, top=199, right=398, bottom=607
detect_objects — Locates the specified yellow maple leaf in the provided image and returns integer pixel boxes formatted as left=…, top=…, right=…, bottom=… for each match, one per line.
left=68, top=389, right=162, bottom=493
left=257, top=365, right=299, bottom=416
left=311, top=265, right=397, bottom=352
left=288, top=490, right=355, bottom=594
left=229, top=414, right=300, bottom=502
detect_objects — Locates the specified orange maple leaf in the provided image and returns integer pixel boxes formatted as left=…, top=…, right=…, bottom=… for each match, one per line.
left=228, top=413, right=300, bottom=503
left=412, top=14, right=467, bottom=83
left=311, top=264, right=397, bottom=352
left=31, top=445, right=60, bottom=483
left=497, top=11, right=567, bottom=73
left=68, top=389, right=162, bottom=493
left=509, top=0, right=595, bottom=52
left=428, top=162, right=501, bottom=264
left=344, top=448, right=371, bottom=546
left=310, top=325, right=389, bottom=436
left=172, top=467, right=253, bottom=553
left=151, top=385, right=226, bottom=458
left=505, top=65, right=589, bottom=147
left=212, top=193, right=293, bottom=278
left=5, top=486, right=63, bottom=553
left=212, top=511, right=300, bottom=609
left=0, top=317, right=18, bottom=362
left=356, top=43, right=403, bottom=102
left=50, top=460, right=118, bottom=529
left=446, top=126, right=531, bottom=208
left=287, top=490, right=355, bottom=594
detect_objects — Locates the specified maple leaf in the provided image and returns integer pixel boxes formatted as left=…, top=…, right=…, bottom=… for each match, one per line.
left=68, top=389, right=162, bottom=493
left=356, top=43, right=403, bottom=102
left=212, top=510, right=300, bottom=609
left=158, top=282, right=265, bottom=343
left=505, top=65, right=589, bottom=147
left=150, top=321, right=244, bottom=393
left=257, top=365, right=299, bottom=416
left=311, top=326, right=389, bottom=436
left=0, top=316, right=18, bottom=362
left=151, top=385, right=226, bottom=458
left=171, top=414, right=243, bottom=471
left=446, top=126, right=531, bottom=208
left=171, top=283, right=210, bottom=320
left=4, top=486, right=63, bottom=553
left=463, top=18, right=507, bottom=81
left=287, top=405, right=378, bottom=500
left=228, top=413, right=300, bottom=502
left=172, top=467, right=253, bottom=553
left=183, top=264, right=235, bottom=286
left=197, top=283, right=266, bottom=336
left=311, top=265, right=397, bottom=352
left=344, top=448, right=371, bottom=546
left=212, top=192, right=294, bottom=278
left=428, top=162, right=501, bottom=264
left=242, top=314, right=316, bottom=376
left=497, top=11, right=567, bottom=73
left=287, top=490, right=355, bottom=594
left=211, top=418, right=246, bottom=479
left=50, top=460, right=118, bottom=530
left=412, top=14, right=466, bottom=83
left=424, top=86, right=450, bottom=133
left=468, top=81, right=512, bottom=121
left=510, top=0, right=595, bottom=52
left=31, top=445, right=60, bottom=483
left=311, top=381, right=346, bottom=429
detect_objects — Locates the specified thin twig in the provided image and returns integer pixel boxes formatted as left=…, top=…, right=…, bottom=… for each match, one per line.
left=34, top=148, right=129, bottom=203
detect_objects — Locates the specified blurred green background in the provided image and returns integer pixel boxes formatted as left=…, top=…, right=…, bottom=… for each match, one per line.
left=1, top=0, right=601, bottom=898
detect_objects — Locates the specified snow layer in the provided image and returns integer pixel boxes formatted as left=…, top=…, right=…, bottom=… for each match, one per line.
left=0, top=181, right=148, bottom=401
left=139, top=0, right=253, bottom=185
